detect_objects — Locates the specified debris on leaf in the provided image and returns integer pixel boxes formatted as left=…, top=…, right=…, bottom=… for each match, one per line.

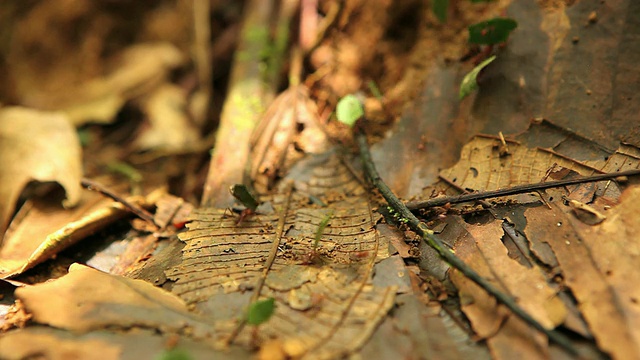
left=459, top=55, right=496, bottom=99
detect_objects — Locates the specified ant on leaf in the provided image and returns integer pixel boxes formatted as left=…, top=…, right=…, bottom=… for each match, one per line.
left=228, top=184, right=259, bottom=224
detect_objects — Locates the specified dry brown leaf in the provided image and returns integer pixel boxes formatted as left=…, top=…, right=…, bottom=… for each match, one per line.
left=439, top=135, right=601, bottom=194
left=63, top=42, right=185, bottom=125
left=525, top=187, right=640, bottom=359
left=135, top=84, right=201, bottom=151
left=250, top=85, right=329, bottom=194
left=360, top=294, right=492, bottom=360
left=0, top=192, right=105, bottom=277
left=0, top=107, right=82, bottom=242
left=15, top=263, right=216, bottom=339
left=0, top=326, right=122, bottom=360
left=0, top=326, right=248, bottom=360
left=168, top=154, right=394, bottom=359
left=450, top=220, right=566, bottom=359
left=0, top=188, right=162, bottom=278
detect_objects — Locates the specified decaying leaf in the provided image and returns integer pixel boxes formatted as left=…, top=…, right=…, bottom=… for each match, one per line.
left=0, top=326, right=122, bottom=360
left=135, top=84, right=201, bottom=151
left=525, top=187, right=640, bottom=359
left=0, top=107, right=82, bottom=242
left=249, top=85, right=329, bottom=194
left=168, top=154, right=394, bottom=359
left=360, top=294, right=492, bottom=360
left=14, top=263, right=216, bottom=339
left=0, top=188, right=163, bottom=278
left=450, top=220, right=566, bottom=359
left=0, top=326, right=247, bottom=360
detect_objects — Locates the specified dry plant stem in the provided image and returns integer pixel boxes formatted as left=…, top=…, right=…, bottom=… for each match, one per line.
left=80, top=178, right=157, bottom=227
left=201, top=0, right=276, bottom=208
left=354, top=130, right=578, bottom=356
left=406, top=169, right=640, bottom=210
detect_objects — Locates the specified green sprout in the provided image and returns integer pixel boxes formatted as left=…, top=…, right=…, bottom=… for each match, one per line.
left=459, top=55, right=496, bottom=100
left=367, top=80, right=383, bottom=101
left=313, top=211, right=333, bottom=250
left=106, top=161, right=142, bottom=184
left=156, top=348, right=193, bottom=360
left=247, top=297, right=276, bottom=326
left=336, top=94, right=364, bottom=127
left=431, top=0, right=448, bottom=23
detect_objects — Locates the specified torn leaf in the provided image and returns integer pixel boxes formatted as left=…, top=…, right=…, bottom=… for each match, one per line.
left=0, top=107, right=82, bottom=242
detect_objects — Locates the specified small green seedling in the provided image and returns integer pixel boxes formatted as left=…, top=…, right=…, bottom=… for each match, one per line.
left=106, top=161, right=143, bottom=184
left=468, top=17, right=518, bottom=45
left=229, top=184, right=259, bottom=212
left=313, top=211, right=333, bottom=250
left=367, top=80, right=383, bottom=101
left=336, top=94, right=364, bottom=127
left=156, top=348, right=193, bottom=360
left=459, top=55, right=496, bottom=100
left=431, top=0, right=449, bottom=23
left=247, top=297, right=276, bottom=326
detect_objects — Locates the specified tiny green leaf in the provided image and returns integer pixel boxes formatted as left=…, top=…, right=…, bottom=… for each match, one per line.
left=247, top=297, right=276, bottom=325
left=459, top=55, right=496, bottom=100
left=313, top=211, right=333, bottom=249
left=156, top=348, right=193, bottom=360
left=432, top=0, right=448, bottom=23
left=468, top=17, right=518, bottom=45
left=229, top=184, right=259, bottom=211
left=367, top=80, right=383, bottom=100
left=336, top=94, right=364, bottom=127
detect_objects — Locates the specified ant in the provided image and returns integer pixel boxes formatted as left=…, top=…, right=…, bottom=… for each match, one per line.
left=228, top=184, right=259, bottom=225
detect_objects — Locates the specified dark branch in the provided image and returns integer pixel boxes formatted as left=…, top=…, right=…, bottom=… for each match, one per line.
left=406, top=169, right=640, bottom=210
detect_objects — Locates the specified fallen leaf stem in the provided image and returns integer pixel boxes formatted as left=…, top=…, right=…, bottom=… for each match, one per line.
left=406, top=169, right=640, bottom=210
left=354, top=129, right=578, bottom=355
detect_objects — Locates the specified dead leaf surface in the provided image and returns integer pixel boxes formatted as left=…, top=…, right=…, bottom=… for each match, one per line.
left=415, top=119, right=640, bottom=358
left=0, top=188, right=163, bottom=278
left=14, top=263, right=216, bottom=339
left=0, top=107, right=82, bottom=241
left=0, top=326, right=248, bottom=360
left=0, top=326, right=121, bottom=360
left=168, top=153, right=394, bottom=359
left=250, top=85, right=328, bottom=194
left=450, top=220, right=565, bottom=359
left=524, top=187, right=640, bottom=359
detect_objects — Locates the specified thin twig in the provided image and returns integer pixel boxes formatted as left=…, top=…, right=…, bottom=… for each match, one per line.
left=406, top=169, right=640, bottom=210
left=81, top=178, right=157, bottom=227
left=225, top=182, right=293, bottom=346
left=354, top=128, right=578, bottom=355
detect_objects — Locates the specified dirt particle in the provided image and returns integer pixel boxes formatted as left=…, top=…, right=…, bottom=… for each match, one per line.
left=587, top=11, right=598, bottom=24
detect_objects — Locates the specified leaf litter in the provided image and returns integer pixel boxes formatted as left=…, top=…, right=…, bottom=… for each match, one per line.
left=0, top=3, right=638, bottom=358
left=168, top=153, right=395, bottom=359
